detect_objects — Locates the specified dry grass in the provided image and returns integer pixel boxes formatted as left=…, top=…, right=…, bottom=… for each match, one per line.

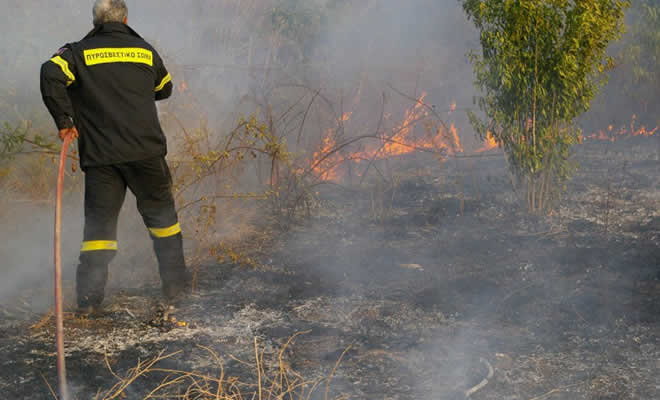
left=92, top=332, right=349, bottom=400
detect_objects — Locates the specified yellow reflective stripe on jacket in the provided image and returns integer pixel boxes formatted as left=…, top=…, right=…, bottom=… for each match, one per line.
left=155, top=73, right=171, bottom=92
left=83, top=47, right=154, bottom=66
left=81, top=240, right=118, bottom=252
left=149, top=222, right=181, bottom=238
left=50, top=56, right=75, bottom=86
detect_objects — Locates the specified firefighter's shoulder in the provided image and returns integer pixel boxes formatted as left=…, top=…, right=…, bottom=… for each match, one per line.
left=139, top=40, right=164, bottom=61
left=51, top=44, right=74, bottom=58
left=48, top=44, right=77, bottom=66
left=43, top=43, right=77, bottom=86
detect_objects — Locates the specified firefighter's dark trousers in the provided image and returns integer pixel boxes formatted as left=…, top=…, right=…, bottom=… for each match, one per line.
left=77, top=156, right=186, bottom=308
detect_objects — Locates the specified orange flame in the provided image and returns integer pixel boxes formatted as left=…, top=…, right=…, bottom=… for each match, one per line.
left=473, top=114, right=656, bottom=151
left=583, top=115, right=657, bottom=142
left=310, top=133, right=342, bottom=182
left=449, top=124, right=462, bottom=151
left=307, top=105, right=658, bottom=183
left=476, top=131, right=498, bottom=153
left=309, top=93, right=463, bottom=182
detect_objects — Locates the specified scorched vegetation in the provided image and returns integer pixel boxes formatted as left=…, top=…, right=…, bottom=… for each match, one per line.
left=0, top=0, right=657, bottom=399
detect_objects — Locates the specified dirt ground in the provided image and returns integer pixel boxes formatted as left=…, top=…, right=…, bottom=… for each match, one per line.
left=1, top=137, right=658, bottom=399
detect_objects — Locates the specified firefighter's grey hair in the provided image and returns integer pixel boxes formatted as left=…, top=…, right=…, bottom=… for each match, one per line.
left=93, top=0, right=128, bottom=26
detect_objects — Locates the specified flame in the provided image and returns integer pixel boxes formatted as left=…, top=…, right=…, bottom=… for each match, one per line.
left=179, top=81, right=188, bottom=93
left=380, top=93, right=429, bottom=156
left=473, top=114, right=656, bottom=151
left=583, top=115, right=657, bottom=142
left=310, top=132, right=343, bottom=182
left=449, top=124, right=462, bottom=151
left=476, top=131, right=498, bottom=153
left=308, top=93, right=463, bottom=182
left=307, top=104, right=657, bottom=183
left=306, top=111, right=355, bottom=181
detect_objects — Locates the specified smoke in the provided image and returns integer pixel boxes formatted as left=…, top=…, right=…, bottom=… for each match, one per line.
left=1, top=1, right=656, bottom=398
left=0, top=201, right=79, bottom=307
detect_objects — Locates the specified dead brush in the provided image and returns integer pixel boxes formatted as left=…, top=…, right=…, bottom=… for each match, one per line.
left=367, top=175, right=401, bottom=223
left=159, top=109, right=292, bottom=280
left=91, top=333, right=350, bottom=400
left=1, top=120, right=81, bottom=201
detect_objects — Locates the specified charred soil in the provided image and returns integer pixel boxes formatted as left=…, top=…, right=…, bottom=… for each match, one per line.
left=1, top=137, right=658, bottom=399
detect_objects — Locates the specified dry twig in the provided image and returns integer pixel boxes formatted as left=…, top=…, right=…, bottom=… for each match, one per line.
left=527, top=382, right=581, bottom=400
left=92, top=332, right=348, bottom=400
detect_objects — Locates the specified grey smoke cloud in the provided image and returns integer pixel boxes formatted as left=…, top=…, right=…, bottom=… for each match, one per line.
left=0, top=0, right=482, bottom=315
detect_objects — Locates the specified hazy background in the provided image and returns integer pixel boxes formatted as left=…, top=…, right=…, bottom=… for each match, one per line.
left=0, top=2, right=657, bottom=398
left=0, top=0, right=475, bottom=305
left=0, top=0, right=655, bottom=306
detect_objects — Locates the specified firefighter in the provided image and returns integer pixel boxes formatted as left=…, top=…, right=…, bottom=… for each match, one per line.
left=40, top=0, right=189, bottom=314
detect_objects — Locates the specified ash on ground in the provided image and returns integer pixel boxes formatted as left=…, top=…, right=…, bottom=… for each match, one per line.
left=1, top=137, right=658, bottom=399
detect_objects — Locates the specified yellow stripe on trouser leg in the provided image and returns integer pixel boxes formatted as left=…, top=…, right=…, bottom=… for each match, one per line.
left=148, top=222, right=181, bottom=238
left=81, top=240, right=118, bottom=252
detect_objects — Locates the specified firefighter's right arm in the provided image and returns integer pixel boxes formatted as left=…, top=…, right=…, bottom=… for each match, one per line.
left=40, top=47, right=77, bottom=130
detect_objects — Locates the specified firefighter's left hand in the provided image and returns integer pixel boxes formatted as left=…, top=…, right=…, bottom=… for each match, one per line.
left=59, top=126, right=79, bottom=142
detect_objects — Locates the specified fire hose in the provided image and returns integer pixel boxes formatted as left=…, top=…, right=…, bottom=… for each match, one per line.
left=54, top=134, right=73, bottom=400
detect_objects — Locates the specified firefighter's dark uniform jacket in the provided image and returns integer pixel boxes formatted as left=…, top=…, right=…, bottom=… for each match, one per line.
left=40, top=22, right=173, bottom=168
left=40, top=22, right=187, bottom=308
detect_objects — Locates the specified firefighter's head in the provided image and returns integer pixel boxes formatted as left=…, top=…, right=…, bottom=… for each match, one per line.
left=93, top=0, right=128, bottom=26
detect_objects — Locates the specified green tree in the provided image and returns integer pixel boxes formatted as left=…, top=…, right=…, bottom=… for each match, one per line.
left=463, top=0, right=629, bottom=212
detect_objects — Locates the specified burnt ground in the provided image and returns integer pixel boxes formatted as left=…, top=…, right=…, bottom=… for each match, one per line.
left=1, top=137, right=658, bottom=399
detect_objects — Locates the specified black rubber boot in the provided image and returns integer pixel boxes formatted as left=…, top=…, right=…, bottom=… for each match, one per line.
left=76, top=251, right=114, bottom=312
left=153, top=233, right=189, bottom=300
